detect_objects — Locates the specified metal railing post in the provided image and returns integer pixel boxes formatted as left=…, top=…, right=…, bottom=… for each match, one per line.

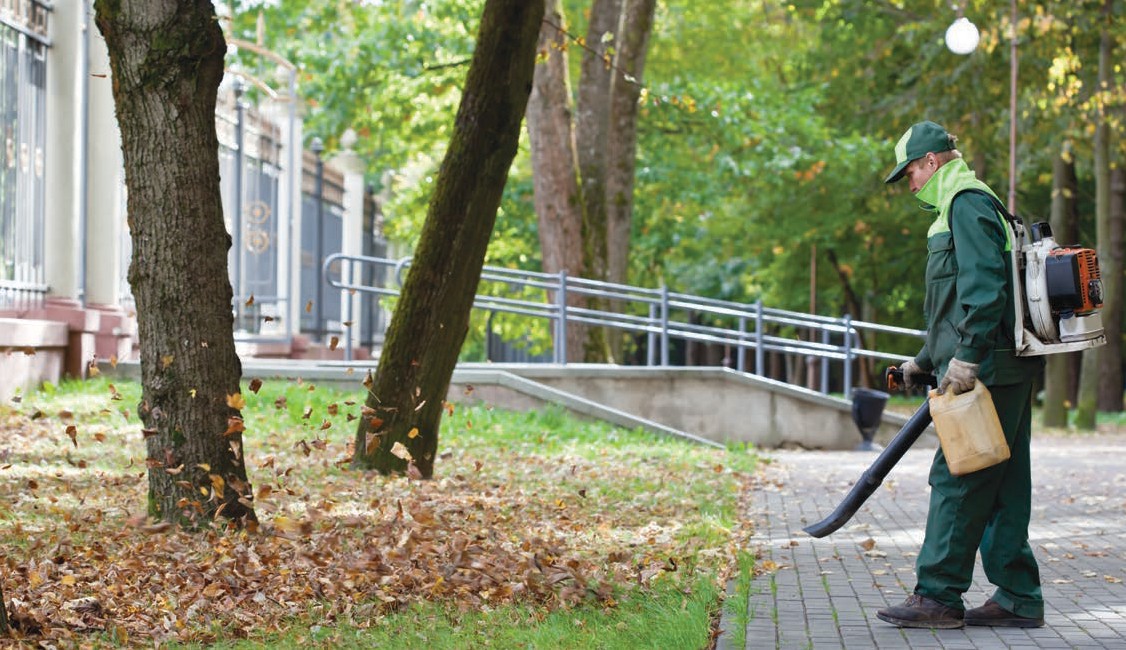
left=660, top=284, right=670, bottom=366
left=843, top=314, right=854, bottom=396
left=647, top=303, right=657, bottom=367
left=737, top=317, right=746, bottom=373
left=754, top=300, right=765, bottom=375
left=344, top=259, right=354, bottom=362
left=820, top=327, right=830, bottom=394
left=556, top=270, right=568, bottom=364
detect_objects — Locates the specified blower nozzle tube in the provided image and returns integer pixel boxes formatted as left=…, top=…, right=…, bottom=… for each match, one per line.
left=802, top=401, right=933, bottom=538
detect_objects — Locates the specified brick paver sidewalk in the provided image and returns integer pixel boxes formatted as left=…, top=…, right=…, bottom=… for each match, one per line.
left=717, top=432, right=1126, bottom=649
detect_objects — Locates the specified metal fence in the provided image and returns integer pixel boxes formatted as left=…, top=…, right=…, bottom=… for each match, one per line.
left=323, top=254, right=926, bottom=396
left=0, top=3, right=49, bottom=311
left=217, top=84, right=286, bottom=336
left=299, top=150, right=345, bottom=340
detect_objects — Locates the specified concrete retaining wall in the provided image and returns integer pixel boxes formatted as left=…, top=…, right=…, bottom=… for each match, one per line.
left=473, top=364, right=912, bottom=449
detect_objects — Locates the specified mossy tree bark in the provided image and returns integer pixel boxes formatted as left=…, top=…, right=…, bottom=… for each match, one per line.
left=1098, top=166, right=1124, bottom=411
left=605, top=0, right=655, bottom=362
left=95, top=0, right=256, bottom=525
left=1076, top=0, right=1114, bottom=429
left=1043, top=142, right=1080, bottom=428
left=528, top=0, right=587, bottom=362
left=351, top=0, right=544, bottom=476
left=574, top=0, right=621, bottom=362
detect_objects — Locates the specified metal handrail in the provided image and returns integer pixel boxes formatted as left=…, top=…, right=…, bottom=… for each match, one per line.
left=322, top=253, right=926, bottom=395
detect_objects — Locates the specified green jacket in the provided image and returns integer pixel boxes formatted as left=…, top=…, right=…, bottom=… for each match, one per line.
left=911, top=158, right=1042, bottom=385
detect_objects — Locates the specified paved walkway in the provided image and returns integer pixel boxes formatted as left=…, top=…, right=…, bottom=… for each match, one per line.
left=717, top=432, right=1126, bottom=649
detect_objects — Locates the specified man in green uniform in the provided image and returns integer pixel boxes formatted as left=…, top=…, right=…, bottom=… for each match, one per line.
left=875, top=121, right=1045, bottom=629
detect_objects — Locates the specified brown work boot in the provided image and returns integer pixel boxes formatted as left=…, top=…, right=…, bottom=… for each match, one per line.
left=965, top=599, right=1044, bottom=628
left=876, top=593, right=965, bottom=629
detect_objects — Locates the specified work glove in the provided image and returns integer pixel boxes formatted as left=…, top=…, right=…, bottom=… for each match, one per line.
left=939, top=358, right=980, bottom=395
left=899, top=359, right=923, bottom=390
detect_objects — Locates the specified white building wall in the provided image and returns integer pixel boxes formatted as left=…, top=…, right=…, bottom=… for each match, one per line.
left=43, top=0, right=83, bottom=301
left=84, top=1, right=126, bottom=308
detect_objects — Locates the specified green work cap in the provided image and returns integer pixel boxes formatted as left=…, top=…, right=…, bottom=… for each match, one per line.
left=884, top=121, right=955, bottom=184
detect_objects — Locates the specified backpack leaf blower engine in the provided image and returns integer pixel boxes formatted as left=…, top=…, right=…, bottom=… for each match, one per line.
left=1011, top=220, right=1106, bottom=355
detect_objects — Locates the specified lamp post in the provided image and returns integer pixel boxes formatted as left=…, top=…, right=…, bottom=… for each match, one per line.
left=945, top=3, right=1018, bottom=213
left=1006, top=0, right=1018, bottom=214
left=310, top=136, right=325, bottom=342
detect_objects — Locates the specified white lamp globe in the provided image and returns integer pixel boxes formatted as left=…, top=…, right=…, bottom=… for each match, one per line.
left=945, top=17, right=980, bottom=55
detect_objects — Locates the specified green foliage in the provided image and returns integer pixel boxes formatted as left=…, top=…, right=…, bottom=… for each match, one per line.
left=229, top=0, right=480, bottom=172
left=227, top=0, right=1125, bottom=355
left=633, top=1, right=920, bottom=331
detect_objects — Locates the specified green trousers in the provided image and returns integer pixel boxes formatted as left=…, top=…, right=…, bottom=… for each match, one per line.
left=914, top=379, right=1043, bottom=619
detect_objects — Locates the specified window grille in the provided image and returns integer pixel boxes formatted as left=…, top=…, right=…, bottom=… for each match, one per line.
left=0, top=1, right=49, bottom=310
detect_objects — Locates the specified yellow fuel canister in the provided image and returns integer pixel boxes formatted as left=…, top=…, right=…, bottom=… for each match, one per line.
left=928, top=381, right=1010, bottom=476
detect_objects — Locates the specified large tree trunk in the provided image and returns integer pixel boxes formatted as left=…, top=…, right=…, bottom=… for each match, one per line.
left=1043, top=141, right=1080, bottom=427
left=351, top=0, right=544, bottom=476
left=1099, top=166, right=1125, bottom=411
left=605, top=0, right=656, bottom=362
left=1077, top=1, right=1114, bottom=429
left=95, top=0, right=255, bottom=526
left=575, top=0, right=621, bottom=362
left=528, top=0, right=586, bottom=362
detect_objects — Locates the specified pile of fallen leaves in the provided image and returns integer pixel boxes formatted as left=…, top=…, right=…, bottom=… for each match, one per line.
left=0, top=378, right=755, bottom=644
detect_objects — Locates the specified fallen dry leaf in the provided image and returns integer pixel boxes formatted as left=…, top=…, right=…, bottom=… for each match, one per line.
left=390, top=441, right=413, bottom=462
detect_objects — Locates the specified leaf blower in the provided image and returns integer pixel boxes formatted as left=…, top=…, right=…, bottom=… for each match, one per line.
left=1001, top=201, right=1106, bottom=356
left=802, top=367, right=937, bottom=538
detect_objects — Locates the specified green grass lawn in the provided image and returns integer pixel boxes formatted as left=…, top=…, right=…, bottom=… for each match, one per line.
left=1, top=376, right=759, bottom=648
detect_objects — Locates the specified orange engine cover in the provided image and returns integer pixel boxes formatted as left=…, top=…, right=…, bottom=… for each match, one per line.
left=1045, top=247, right=1102, bottom=315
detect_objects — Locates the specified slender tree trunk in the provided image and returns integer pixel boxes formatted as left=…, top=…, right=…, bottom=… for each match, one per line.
left=0, top=580, right=7, bottom=634
left=351, top=0, right=544, bottom=476
left=576, top=0, right=620, bottom=267
left=528, top=0, right=586, bottom=362
left=1077, top=2, right=1114, bottom=429
left=825, top=248, right=873, bottom=387
left=1043, top=141, right=1079, bottom=427
left=575, top=0, right=621, bottom=362
left=95, top=0, right=255, bottom=526
left=605, top=0, right=656, bottom=362
left=1100, top=166, right=1125, bottom=411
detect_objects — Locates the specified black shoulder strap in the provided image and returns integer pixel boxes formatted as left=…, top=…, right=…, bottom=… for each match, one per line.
left=950, top=188, right=1022, bottom=228
left=947, top=189, right=1024, bottom=248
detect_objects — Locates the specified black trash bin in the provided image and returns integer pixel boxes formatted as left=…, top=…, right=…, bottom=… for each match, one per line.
left=851, top=388, right=889, bottom=451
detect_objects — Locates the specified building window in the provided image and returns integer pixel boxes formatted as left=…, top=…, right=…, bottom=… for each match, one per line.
left=0, top=2, right=49, bottom=310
